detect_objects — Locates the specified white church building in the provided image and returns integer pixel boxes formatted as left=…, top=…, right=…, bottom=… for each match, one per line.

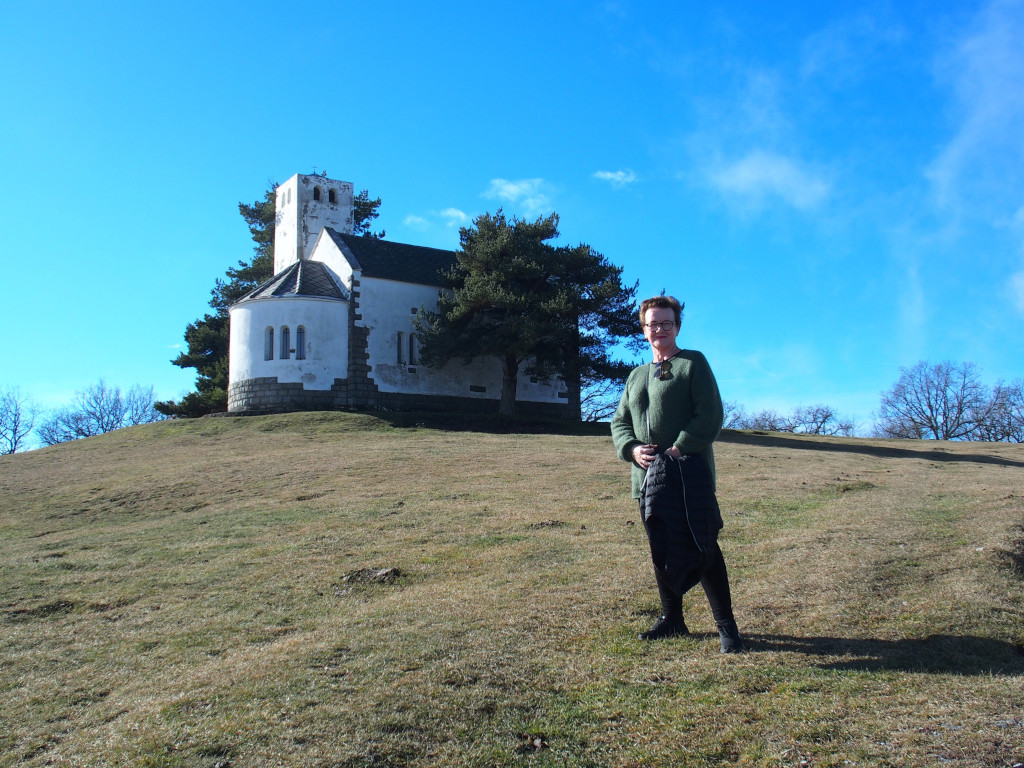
left=227, top=173, right=578, bottom=418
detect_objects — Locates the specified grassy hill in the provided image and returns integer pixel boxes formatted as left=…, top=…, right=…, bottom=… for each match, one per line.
left=1, top=412, right=1022, bottom=767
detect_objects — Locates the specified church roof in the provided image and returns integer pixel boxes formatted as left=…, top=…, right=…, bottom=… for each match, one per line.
left=325, top=229, right=456, bottom=288
left=238, top=259, right=348, bottom=302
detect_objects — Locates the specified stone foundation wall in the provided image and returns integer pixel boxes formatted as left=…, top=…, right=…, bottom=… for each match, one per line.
left=228, top=376, right=576, bottom=418
left=228, top=377, right=349, bottom=413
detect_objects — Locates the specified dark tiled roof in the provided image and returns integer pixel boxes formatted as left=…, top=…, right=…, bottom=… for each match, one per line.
left=239, top=260, right=348, bottom=301
left=326, top=229, right=455, bottom=288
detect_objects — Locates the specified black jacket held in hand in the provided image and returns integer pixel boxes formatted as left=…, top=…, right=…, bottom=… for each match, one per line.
left=640, top=451, right=724, bottom=555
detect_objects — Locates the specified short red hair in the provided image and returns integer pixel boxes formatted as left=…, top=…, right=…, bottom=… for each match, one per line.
left=638, top=295, right=684, bottom=327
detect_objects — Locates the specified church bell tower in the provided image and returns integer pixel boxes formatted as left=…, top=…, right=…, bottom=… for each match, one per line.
left=274, top=173, right=355, bottom=274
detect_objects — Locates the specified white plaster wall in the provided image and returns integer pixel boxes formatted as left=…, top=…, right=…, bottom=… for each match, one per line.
left=516, top=365, right=572, bottom=403
left=359, top=277, right=567, bottom=404
left=308, top=233, right=355, bottom=288
left=274, top=173, right=354, bottom=273
left=230, top=297, right=349, bottom=390
left=298, top=175, right=353, bottom=258
left=274, top=176, right=301, bottom=274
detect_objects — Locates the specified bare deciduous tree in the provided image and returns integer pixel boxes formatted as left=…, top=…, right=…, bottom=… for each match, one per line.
left=976, top=379, right=1024, bottom=443
left=37, top=381, right=164, bottom=446
left=1, top=386, right=37, bottom=454
left=722, top=401, right=747, bottom=429
left=124, top=385, right=162, bottom=426
left=581, top=378, right=626, bottom=422
left=876, top=360, right=987, bottom=440
left=743, top=409, right=795, bottom=432
left=724, top=402, right=856, bottom=435
left=790, top=404, right=855, bottom=436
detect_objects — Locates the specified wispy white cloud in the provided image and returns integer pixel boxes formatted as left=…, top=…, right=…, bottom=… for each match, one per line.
left=800, top=12, right=904, bottom=84
left=599, top=1, right=627, bottom=20
left=684, top=65, right=830, bottom=215
left=1009, top=269, right=1024, bottom=313
left=708, top=150, right=830, bottom=211
left=1008, top=205, right=1024, bottom=314
left=438, top=207, right=468, bottom=226
left=732, top=68, right=790, bottom=138
left=482, top=178, right=551, bottom=216
left=927, top=0, right=1024, bottom=213
left=898, top=258, right=927, bottom=354
left=403, top=209, right=469, bottom=231
left=593, top=169, right=637, bottom=187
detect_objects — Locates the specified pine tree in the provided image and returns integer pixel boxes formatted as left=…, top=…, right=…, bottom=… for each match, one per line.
left=415, top=210, right=639, bottom=418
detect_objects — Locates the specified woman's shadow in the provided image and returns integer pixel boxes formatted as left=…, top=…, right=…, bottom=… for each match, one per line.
left=738, top=632, right=1024, bottom=675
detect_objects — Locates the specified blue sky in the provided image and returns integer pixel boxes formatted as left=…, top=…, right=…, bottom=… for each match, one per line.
left=2, top=0, right=1022, bottom=432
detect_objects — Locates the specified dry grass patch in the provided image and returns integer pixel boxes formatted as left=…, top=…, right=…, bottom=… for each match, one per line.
left=1, top=415, right=1022, bottom=767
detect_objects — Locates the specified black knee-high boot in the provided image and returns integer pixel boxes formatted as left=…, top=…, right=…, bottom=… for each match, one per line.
left=653, top=563, right=684, bottom=623
left=638, top=564, right=689, bottom=640
left=699, top=543, right=744, bottom=653
left=640, top=512, right=690, bottom=640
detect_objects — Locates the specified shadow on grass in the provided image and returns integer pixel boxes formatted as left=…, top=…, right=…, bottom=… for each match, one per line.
left=213, top=407, right=612, bottom=436
left=371, top=409, right=611, bottom=436
left=741, top=632, right=1024, bottom=675
left=718, top=430, right=1024, bottom=469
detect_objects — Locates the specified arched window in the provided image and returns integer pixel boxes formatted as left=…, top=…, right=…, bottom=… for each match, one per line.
left=313, top=186, right=321, bottom=201
left=396, top=331, right=404, bottom=364
left=280, top=326, right=290, bottom=359
left=328, top=189, right=337, bottom=204
left=264, top=327, right=274, bottom=360
left=296, top=326, right=306, bottom=360
left=408, top=333, right=418, bottom=366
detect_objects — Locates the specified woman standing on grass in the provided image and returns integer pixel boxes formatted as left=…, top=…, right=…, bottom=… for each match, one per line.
left=610, top=295, right=744, bottom=653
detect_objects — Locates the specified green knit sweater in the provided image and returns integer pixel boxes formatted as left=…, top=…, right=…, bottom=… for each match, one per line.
left=610, top=349, right=724, bottom=498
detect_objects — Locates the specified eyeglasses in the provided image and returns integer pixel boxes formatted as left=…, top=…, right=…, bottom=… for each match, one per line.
left=644, top=321, right=676, bottom=332
left=652, top=359, right=671, bottom=380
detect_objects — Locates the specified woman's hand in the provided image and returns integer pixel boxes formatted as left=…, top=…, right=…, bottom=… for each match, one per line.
left=632, top=443, right=657, bottom=469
